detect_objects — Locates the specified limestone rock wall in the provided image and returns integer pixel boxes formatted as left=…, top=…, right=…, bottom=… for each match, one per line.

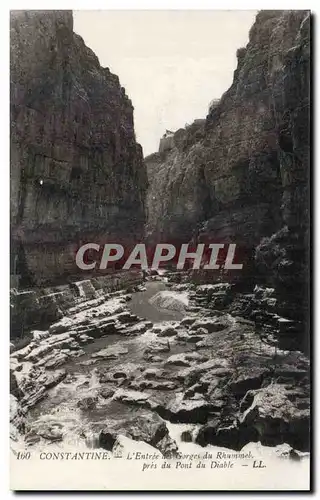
left=145, top=10, right=310, bottom=319
left=11, top=10, right=147, bottom=286
left=146, top=11, right=310, bottom=245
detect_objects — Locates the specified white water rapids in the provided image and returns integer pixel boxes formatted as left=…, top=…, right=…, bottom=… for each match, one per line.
left=10, top=281, right=310, bottom=490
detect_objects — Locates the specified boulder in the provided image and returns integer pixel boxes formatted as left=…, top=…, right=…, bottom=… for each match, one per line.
left=190, top=318, right=229, bottom=333
left=77, top=396, right=98, bottom=411
left=99, top=387, right=116, bottom=399
left=26, top=419, right=64, bottom=443
left=240, top=384, right=310, bottom=451
left=143, top=339, right=171, bottom=355
left=181, top=430, right=193, bottom=442
left=165, top=354, right=191, bottom=367
left=176, top=331, right=206, bottom=343
left=157, top=326, right=178, bottom=337
left=180, top=317, right=196, bottom=327
left=99, top=412, right=178, bottom=457
left=196, top=420, right=256, bottom=451
left=166, top=352, right=209, bottom=367
left=91, top=345, right=128, bottom=360
left=156, top=392, right=214, bottom=423
left=149, top=291, right=188, bottom=312
left=113, top=389, right=151, bottom=407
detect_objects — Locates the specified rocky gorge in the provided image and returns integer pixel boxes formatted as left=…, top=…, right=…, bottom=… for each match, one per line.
left=145, top=10, right=310, bottom=351
left=10, top=275, right=310, bottom=460
left=10, top=9, right=310, bottom=472
left=11, top=10, right=147, bottom=286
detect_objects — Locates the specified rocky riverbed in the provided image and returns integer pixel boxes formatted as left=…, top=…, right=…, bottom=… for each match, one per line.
left=10, top=274, right=310, bottom=466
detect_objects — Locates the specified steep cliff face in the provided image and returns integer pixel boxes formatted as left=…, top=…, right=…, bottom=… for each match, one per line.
left=146, top=10, right=310, bottom=319
left=11, top=10, right=147, bottom=286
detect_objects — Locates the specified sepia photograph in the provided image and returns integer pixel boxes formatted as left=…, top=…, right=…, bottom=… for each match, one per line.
left=9, top=6, right=311, bottom=491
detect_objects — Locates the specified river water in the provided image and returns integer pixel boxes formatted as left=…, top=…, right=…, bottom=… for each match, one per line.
left=27, top=281, right=186, bottom=442
left=14, top=280, right=310, bottom=490
left=128, top=280, right=185, bottom=322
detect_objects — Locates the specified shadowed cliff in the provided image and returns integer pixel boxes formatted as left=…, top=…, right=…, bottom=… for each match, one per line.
left=10, top=10, right=147, bottom=286
left=145, top=10, right=310, bottom=329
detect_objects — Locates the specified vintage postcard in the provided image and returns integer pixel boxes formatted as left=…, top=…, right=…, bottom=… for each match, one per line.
left=10, top=8, right=311, bottom=491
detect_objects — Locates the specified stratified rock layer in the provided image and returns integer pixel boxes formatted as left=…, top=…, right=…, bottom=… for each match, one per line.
left=145, top=11, right=310, bottom=326
left=10, top=281, right=310, bottom=453
left=10, top=270, right=143, bottom=339
left=11, top=10, right=147, bottom=285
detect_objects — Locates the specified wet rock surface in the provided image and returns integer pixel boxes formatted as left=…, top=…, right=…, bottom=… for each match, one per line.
left=10, top=279, right=310, bottom=456
left=10, top=272, right=144, bottom=339
left=9, top=9, right=310, bottom=472
left=98, top=411, right=178, bottom=457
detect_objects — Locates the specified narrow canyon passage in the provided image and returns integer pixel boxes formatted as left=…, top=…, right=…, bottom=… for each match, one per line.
left=10, top=9, right=310, bottom=491
left=11, top=275, right=309, bottom=468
